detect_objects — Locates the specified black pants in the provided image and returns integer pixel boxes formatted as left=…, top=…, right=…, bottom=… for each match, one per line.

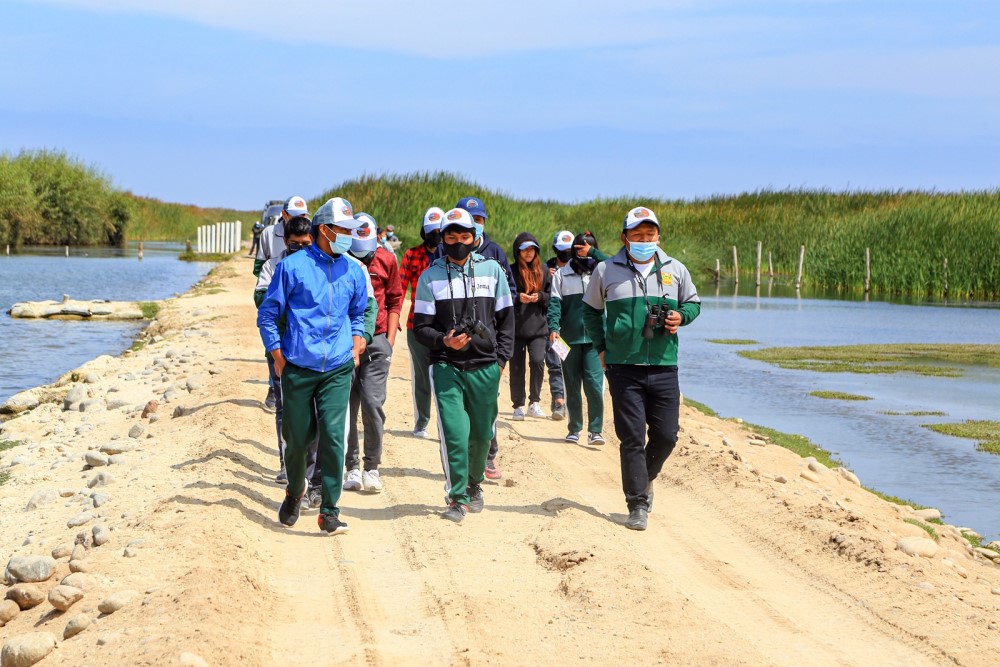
left=605, top=365, right=680, bottom=511
left=509, top=335, right=547, bottom=408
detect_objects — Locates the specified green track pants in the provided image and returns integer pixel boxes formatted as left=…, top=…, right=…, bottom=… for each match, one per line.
left=280, top=359, right=354, bottom=517
left=431, top=362, right=501, bottom=506
left=562, top=342, right=604, bottom=435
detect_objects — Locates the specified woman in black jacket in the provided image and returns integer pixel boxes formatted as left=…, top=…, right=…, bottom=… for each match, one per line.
left=509, top=232, right=552, bottom=420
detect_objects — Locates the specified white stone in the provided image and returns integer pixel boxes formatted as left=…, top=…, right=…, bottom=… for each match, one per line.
left=913, top=508, right=942, bottom=521
left=0, top=631, right=57, bottom=667
left=836, top=467, right=861, bottom=486
left=48, top=585, right=84, bottom=612
left=800, top=470, right=821, bottom=483
left=897, top=537, right=938, bottom=558
left=97, top=589, right=139, bottom=615
left=5, top=556, right=56, bottom=583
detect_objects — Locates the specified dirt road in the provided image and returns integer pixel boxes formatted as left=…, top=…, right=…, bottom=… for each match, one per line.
left=1, top=256, right=998, bottom=666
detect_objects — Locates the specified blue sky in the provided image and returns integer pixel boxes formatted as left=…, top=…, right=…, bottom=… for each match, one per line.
left=2, top=1, right=998, bottom=208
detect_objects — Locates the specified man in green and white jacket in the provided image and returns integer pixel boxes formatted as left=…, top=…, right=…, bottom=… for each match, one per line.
left=582, top=206, right=701, bottom=531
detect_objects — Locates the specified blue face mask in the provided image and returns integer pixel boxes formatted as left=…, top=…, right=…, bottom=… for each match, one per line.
left=319, top=225, right=353, bottom=256
left=628, top=241, right=658, bottom=263
left=472, top=222, right=484, bottom=241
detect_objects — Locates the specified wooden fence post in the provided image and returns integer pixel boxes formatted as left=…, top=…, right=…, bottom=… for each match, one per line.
left=715, top=258, right=721, bottom=284
left=943, top=258, right=949, bottom=296
left=795, top=245, right=805, bottom=289
left=732, top=246, right=739, bottom=285
left=864, top=247, right=870, bottom=293
left=767, top=251, right=773, bottom=277
left=755, top=241, right=762, bottom=286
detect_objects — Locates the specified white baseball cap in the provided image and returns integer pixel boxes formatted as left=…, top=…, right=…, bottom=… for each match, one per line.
left=441, top=208, right=476, bottom=231
left=351, top=213, right=379, bottom=254
left=423, top=207, right=445, bottom=233
left=283, top=195, right=309, bottom=218
left=623, top=206, right=660, bottom=231
left=312, top=197, right=359, bottom=229
left=553, top=230, right=574, bottom=251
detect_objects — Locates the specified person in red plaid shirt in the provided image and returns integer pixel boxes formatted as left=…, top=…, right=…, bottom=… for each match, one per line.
left=399, top=207, right=444, bottom=437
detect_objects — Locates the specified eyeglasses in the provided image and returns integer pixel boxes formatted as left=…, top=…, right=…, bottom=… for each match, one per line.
left=287, top=241, right=311, bottom=252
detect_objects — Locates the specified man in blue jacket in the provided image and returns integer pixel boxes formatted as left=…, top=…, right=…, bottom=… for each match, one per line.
left=257, top=196, right=371, bottom=536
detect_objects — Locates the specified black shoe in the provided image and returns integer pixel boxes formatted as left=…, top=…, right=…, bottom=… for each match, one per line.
left=551, top=403, right=566, bottom=421
left=278, top=490, right=302, bottom=526
left=625, top=507, right=648, bottom=531
left=646, top=480, right=655, bottom=514
left=275, top=466, right=287, bottom=484
left=318, top=513, right=349, bottom=535
left=441, top=502, right=468, bottom=523
left=264, top=387, right=276, bottom=411
left=467, top=484, right=484, bottom=513
left=306, top=486, right=323, bottom=510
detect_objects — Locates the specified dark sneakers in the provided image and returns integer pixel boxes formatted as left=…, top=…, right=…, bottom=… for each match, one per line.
left=551, top=402, right=566, bottom=421
left=306, top=486, right=323, bottom=510
left=318, top=513, right=349, bottom=535
left=278, top=490, right=303, bottom=526
left=646, top=480, right=655, bottom=514
left=467, top=484, right=484, bottom=513
left=625, top=507, right=648, bottom=531
left=441, top=502, right=469, bottom=523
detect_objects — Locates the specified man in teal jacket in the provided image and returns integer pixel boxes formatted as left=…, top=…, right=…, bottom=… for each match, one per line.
left=257, top=196, right=372, bottom=536
left=582, top=206, right=701, bottom=531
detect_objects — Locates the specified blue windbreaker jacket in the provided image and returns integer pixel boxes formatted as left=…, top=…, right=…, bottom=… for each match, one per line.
left=257, top=244, right=369, bottom=373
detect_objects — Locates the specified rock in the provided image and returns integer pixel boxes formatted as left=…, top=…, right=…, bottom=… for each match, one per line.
left=84, top=372, right=100, bottom=384
left=70, top=544, right=87, bottom=561
left=837, top=468, right=861, bottom=485
left=97, top=590, right=138, bottom=615
left=172, top=405, right=185, bottom=418
left=992, top=588, right=1000, bottom=596
left=916, top=582, right=934, bottom=591
left=92, top=525, right=110, bottom=547
left=807, top=460, right=829, bottom=475
left=800, top=470, right=821, bottom=483
left=0, top=390, right=39, bottom=415
left=108, top=454, right=127, bottom=465
left=100, top=443, right=134, bottom=455
left=722, top=437, right=732, bottom=448
left=96, top=632, right=122, bottom=646
left=91, top=493, right=109, bottom=508
left=60, top=573, right=95, bottom=591
left=185, top=379, right=201, bottom=392
left=128, top=423, right=145, bottom=439
left=51, top=544, right=72, bottom=560
left=897, top=537, right=939, bottom=558
left=0, top=631, right=57, bottom=667
left=123, top=547, right=138, bottom=558
left=63, top=613, right=92, bottom=639
left=148, top=414, right=160, bottom=424
left=84, top=452, right=109, bottom=467
left=913, top=508, right=942, bottom=521
left=87, top=472, right=114, bottom=488
left=987, top=541, right=1000, bottom=551
left=774, top=475, right=787, bottom=484
left=106, top=398, right=131, bottom=410
left=163, top=388, right=179, bottom=402
left=974, top=547, right=1000, bottom=561
left=68, top=560, right=90, bottom=573
left=0, top=599, right=19, bottom=625
left=66, top=512, right=94, bottom=528
left=5, top=556, right=56, bottom=583
left=126, top=539, right=145, bottom=548
left=9, top=455, right=28, bottom=467
left=78, top=399, right=105, bottom=413
left=48, top=585, right=84, bottom=612
left=747, top=438, right=766, bottom=447
left=179, top=652, right=210, bottom=667
left=24, top=489, right=57, bottom=512
left=6, top=584, right=45, bottom=610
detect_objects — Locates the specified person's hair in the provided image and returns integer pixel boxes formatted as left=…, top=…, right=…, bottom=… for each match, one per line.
left=573, top=231, right=598, bottom=252
left=517, top=244, right=543, bottom=294
left=286, top=216, right=312, bottom=237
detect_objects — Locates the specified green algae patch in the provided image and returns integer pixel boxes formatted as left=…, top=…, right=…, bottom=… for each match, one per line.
left=740, top=343, right=1000, bottom=377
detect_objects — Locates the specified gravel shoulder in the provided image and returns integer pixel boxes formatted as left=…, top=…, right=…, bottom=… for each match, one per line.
left=1, top=255, right=998, bottom=666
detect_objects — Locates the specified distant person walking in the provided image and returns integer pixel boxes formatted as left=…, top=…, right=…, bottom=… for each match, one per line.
left=249, top=220, right=264, bottom=257
left=399, top=207, right=444, bottom=437
left=509, top=232, right=551, bottom=421
left=544, top=230, right=575, bottom=421
left=344, top=213, right=402, bottom=494
left=582, top=207, right=701, bottom=531
left=257, top=196, right=370, bottom=536
left=413, top=208, right=514, bottom=523
left=549, top=232, right=606, bottom=446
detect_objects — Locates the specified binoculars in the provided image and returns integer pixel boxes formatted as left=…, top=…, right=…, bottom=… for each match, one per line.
left=641, top=305, right=673, bottom=340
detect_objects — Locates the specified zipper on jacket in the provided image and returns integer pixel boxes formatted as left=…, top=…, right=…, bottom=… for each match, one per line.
left=323, top=260, right=333, bottom=372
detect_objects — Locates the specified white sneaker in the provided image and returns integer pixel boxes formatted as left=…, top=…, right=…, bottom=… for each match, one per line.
left=512, top=407, right=525, bottom=421
left=588, top=432, right=606, bottom=446
left=413, top=428, right=428, bottom=438
left=528, top=402, right=547, bottom=418
left=362, top=469, right=383, bottom=493
left=344, top=468, right=363, bottom=491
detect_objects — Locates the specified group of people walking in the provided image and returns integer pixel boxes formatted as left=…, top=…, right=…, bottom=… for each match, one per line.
left=254, top=194, right=701, bottom=534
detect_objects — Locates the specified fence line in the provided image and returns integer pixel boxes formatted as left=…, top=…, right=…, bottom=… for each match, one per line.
left=195, top=221, right=242, bottom=254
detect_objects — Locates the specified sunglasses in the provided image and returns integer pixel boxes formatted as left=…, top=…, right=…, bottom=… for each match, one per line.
left=287, top=241, right=311, bottom=252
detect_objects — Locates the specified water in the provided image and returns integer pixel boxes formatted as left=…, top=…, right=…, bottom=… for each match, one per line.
left=682, top=281, right=1000, bottom=540
left=0, top=242, right=215, bottom=405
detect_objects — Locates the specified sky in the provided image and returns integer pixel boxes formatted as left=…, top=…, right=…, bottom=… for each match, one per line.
left=2, top=1, right=998, bottom=209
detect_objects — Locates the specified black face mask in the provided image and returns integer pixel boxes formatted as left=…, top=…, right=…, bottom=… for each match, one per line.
left=570, top=256, right=597, bottom=274
left=423, top=231, right=441, bottom=248
left=443, top=240, right=473, bottom=262
left=555, top=249, right=572, bottom=263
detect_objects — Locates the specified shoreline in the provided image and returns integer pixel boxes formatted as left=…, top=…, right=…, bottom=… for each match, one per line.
left=1, top=254, right=999, bottom=664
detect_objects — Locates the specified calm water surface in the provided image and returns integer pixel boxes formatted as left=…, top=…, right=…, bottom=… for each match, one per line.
left=683, top=281, right=1000, bottom=540
left=0, top=243, right=214, bottom=405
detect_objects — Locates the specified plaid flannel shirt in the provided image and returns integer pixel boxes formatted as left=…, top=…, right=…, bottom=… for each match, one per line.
left=399, top=244, right=435, bottom=330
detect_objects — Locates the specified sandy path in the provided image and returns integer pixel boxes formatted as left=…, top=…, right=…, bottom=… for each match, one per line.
left=1, top=255, right=998, bottom=666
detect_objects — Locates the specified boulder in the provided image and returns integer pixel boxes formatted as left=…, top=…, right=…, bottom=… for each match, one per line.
left=5, top=556, right=56, bottom=583
left=6, top=584, right=45, bottom=610
left=47, top=585, right=84, bottom=612
left=0, top=391, right=39, bottom=415
left=0, top=632, right=57, bottom=667
left=897, top=537, right=939, bottom=558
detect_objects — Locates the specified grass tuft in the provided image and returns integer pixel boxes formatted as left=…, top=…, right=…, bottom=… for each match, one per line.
left=683, top=397, right=718, bottom=417
left=743, top=422, right=842, bottom=468
left=139, top=302, right=160, bottom=319
left=0, top=439, right=24, bottom=452
left=880, top=410, right=947, bottom=416
left=904, top=518, right=940, bottom=541
left=707, top=339, right=759, bottom=345
left=810, top=391, right=872, bottom=401
left=922, top=420, right=1000, bottom=455
left=740, top=343, right=999, bottom=377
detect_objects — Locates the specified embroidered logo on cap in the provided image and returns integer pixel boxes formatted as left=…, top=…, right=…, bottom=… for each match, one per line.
left=467, top=199, right=479, bottom=208
left=356, top=221, right=374, bottom=237
left=341, top=205, right=352, bottom=217
left=634, top=207, right=651, bottom=218
left=446, top=210, right=464, bottom=221
left=428, top=212, right=441, bottom=222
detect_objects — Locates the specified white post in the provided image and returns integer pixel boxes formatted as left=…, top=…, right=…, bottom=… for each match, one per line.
left=236, top=220, right=243, bottom=252
left=198, top=226, right=203, bottom=254
left=65, top=246, right=69, bottom=257
left=209, top=224, right=216, bottom=254
left=229, top=221, right=237, bottom=252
